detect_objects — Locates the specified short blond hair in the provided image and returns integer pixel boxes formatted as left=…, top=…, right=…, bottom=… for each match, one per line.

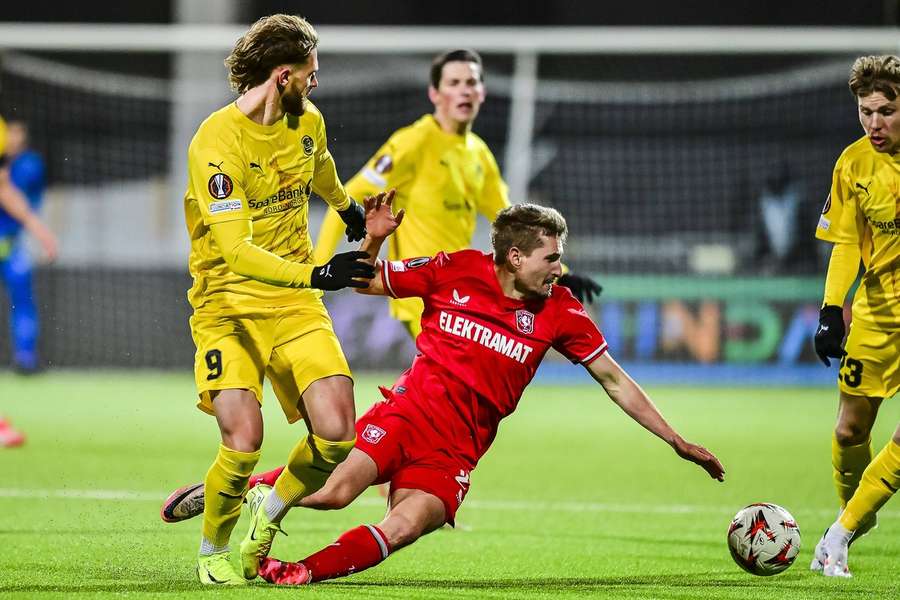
left=225, top=14, right=318, bottom=94
left=491, top=204, right=568, bottom=265
left=849, top=55, right=900, bottom=100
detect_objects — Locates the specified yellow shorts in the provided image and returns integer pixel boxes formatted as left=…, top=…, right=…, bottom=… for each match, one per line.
left=190, top=298, right=351, bottom=423
left=838, top=322, right=900, bottom=399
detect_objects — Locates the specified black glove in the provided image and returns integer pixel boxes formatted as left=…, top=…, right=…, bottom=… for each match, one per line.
left=557, top=273, right=603, bottom=304
left=338, top=200, right=367, bottom=242
left=814, top=305, right=846, bottom=366
left=310, top=250, right=375, bottom=291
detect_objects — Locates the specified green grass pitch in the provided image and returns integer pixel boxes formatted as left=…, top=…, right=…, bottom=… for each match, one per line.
left=1, top=371, right=898, bottom=599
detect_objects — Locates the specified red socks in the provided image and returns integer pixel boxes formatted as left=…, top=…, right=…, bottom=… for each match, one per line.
left=302, top=524, right=391, bottom=582
left=249, top=466, right=285, bottom=489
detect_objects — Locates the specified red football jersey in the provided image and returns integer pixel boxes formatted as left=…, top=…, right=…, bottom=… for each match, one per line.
left=380, top=249, right=607, bottom=462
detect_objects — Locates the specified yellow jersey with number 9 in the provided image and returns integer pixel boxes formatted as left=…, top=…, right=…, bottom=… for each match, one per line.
left=184, top=101, right=350, bottom=313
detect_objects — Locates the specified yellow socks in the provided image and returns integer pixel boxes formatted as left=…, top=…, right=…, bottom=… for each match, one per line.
left=832, top=434, right=872, bottom=506
left=840, top=439, right=900, bottom=531
left=269, top=434, right=355, bottom=519
left=201, top=444, right=261, bottom=551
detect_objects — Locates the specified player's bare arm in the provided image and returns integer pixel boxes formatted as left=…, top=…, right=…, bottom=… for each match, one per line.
left=355, top=189, right=404, bottom=296
left=0, top=168, right=57, bottom=260
left=586, top=352, right=725, bottom=482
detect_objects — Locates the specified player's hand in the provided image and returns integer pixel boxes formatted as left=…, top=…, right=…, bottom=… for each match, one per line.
left=363, top=189, right=404, bottom=239
left=673, top=437, right=725, bottom=482
left=814, top=305, right=846, bottom=367
left=338, top=199, right=367, bottom=243
left=29, top=220, right=58, bottom=262
left=557, top=272, right=602, bottom=304
left=310, top=250, right=375, bottom=290
left=813, top=304, right=847, bottom=367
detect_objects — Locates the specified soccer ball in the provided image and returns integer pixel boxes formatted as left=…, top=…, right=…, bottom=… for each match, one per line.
left=727, top=503, right=801, bottom=576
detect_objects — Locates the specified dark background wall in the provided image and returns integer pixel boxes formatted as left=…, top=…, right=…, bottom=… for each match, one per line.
left=1, top=0, right=897, bottom=26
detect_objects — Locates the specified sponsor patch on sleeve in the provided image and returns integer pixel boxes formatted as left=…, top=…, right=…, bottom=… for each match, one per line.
left=362, top=168, right=387, bottom=188
left=388, top=259, right=406, bottom=272
left=818, top=215, right=831, bottom=231
left=209, top=199, right=243, bottom=214
left=404, top=256, right=431, bottom=268
left=374, top=154, right=393, bottom=174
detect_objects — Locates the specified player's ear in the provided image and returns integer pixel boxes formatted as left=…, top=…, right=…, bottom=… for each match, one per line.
left=508, top=246, right=522, bottom=269
left=427, top=85, right=440, bottom=105
left=275, top=67, right=290, bottom=86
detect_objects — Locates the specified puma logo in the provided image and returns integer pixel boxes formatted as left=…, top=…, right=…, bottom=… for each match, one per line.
left=856, top=182, right=871, bottom=195
left=208, top=161, right=224, bottom=171
left=319, top=264, right=333, bottom=278
left=250, top=161, right=263, bottom=172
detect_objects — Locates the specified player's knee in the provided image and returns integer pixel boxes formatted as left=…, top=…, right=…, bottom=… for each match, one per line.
left=220, top=424, right=263, bottom=452
left=311, top=414, right=357, bottom=444
left=834, top=421, right=871, bottom=446
left=382, top=513, right=426, bottom=549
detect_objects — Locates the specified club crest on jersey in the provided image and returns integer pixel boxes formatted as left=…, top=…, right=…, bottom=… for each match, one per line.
left=373, top=154, right=393, bottom=174
left=208, top=173, right=233, bottom=199
left=515, top=309, right=534, bottom=334
left=301, top=135, right=314, bottom=156
left=361, top=424, right=387, bottom=445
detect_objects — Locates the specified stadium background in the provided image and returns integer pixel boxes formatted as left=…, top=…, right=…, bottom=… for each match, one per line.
left=0, top=1, right=896, bottom=380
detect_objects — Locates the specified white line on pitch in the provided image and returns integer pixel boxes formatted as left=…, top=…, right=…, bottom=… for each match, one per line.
left=0, top=488, right=896, bottom=519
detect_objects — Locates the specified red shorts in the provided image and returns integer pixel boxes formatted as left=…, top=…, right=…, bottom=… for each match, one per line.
left=354, top=397, right=472, bottom=525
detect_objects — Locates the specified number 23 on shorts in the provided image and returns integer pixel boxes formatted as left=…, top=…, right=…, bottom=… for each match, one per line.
left=838, top=355, right=863, bottom=388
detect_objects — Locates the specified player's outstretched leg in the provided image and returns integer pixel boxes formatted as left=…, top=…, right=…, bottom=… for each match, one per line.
left=259, top=487, right=444, bottom=585
left=161, top=466, right=286, bottom=524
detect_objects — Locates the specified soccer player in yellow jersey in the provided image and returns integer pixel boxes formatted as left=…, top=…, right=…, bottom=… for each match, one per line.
left=183, top=15, right=376, bottom=585
left=811, top=55, right=900, bottom=578
left=314, top=49, right=600, bottom=338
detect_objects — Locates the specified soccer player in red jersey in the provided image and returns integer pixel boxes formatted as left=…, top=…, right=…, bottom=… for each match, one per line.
left=163, top=192, right=724, bottom=584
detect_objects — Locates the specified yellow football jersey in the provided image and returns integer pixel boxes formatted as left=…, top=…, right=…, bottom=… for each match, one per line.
left=0, top=115, right=7, bottom=156
left=315, top=114, right=509, bottom=321
left=816, top=135, right=900, bottom=330
left=185, top=101, right=351, bottom=312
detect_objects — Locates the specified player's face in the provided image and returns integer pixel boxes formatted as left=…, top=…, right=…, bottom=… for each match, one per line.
left=281, top=50, right=319, bottom=116
left=430, top=61, right=485, bottom=126
left=513, top=234, right=564, bottom=299
left=858, top=91, right=900, bottom=154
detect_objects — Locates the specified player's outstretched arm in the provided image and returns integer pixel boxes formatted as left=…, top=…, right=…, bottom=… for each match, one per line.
left=210, top=218, right=374, bottom=291
left=0, top=168, right=57, bottom=261
left=355, top=190, right=404, bottom=296
left=585, top=352, right=725, bottom=482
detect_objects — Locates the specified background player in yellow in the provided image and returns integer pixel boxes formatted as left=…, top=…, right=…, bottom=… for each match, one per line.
left=182, top=15, right=376, bottom=585
left=811, top=55, right=900, bottom=577
left=314, top=49, right=601, bottom=338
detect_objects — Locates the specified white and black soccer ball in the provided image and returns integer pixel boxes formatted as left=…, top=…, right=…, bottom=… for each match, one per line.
left=727, top=503, right=801, bottom=576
